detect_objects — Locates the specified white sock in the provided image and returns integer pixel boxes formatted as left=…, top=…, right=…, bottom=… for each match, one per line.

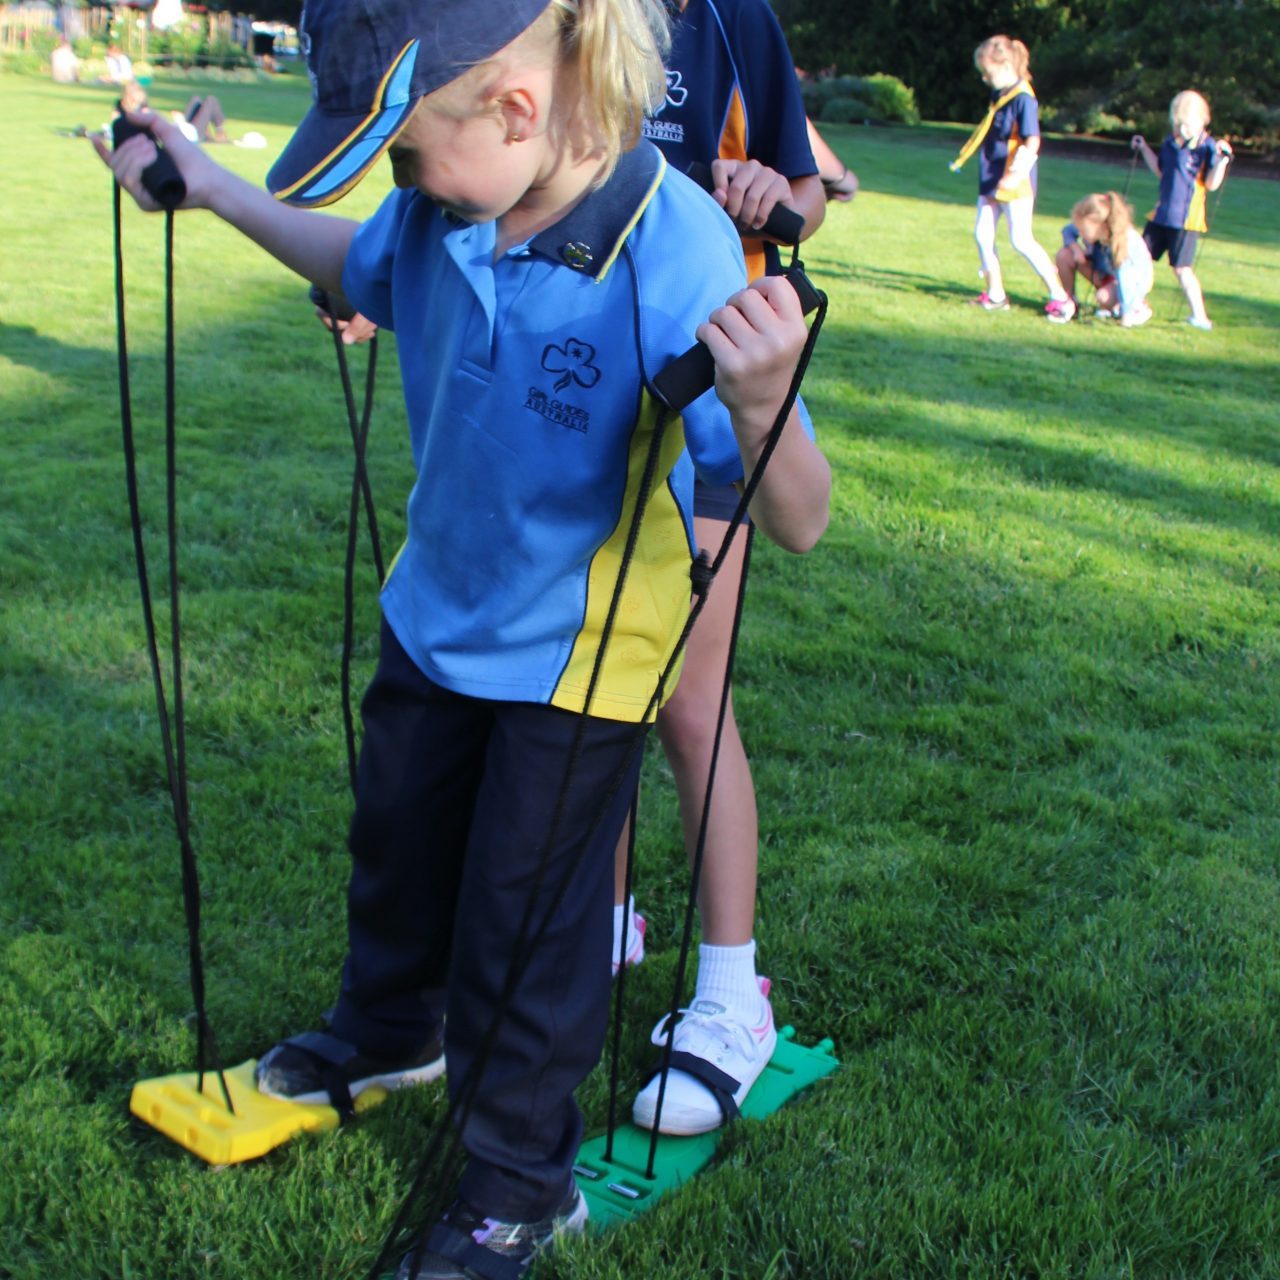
left=694, top=941, right=764, bottom=1017
left=612, top=896, right=640, bottom=961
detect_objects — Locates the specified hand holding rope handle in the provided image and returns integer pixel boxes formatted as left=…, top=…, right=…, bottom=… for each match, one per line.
left=111, top=116, right=187, bottom=211
left=653, top=264, right=821, bottom=410
left=684, top=161, right=805, bottom=246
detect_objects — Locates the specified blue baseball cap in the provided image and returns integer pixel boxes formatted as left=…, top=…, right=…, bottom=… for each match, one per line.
left=268, top=0, right=550, bottom=208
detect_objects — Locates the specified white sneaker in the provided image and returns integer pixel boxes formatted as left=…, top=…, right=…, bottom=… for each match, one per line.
left=631, top=977, right=776, bottom=1135
left=611, top=911, right=645, bottom=978
left=1044, top=297, right=1077, bottom=324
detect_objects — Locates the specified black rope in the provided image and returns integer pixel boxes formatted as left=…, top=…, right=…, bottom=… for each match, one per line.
left=629, top=263, right=830, bottom=1176
left=112, top=184, right=233, bottom=1113
left=603, top=785, right=642, bottom=1162
left=321, top=298, right=386, bottom=582
left=1121, top=148, right=1138, bottom=203
left=643, top=523, right=754, bottom=1180
left=316, top=295, right=383, bottom=795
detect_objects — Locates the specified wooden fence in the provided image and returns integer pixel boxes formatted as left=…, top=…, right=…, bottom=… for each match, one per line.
left=1, top=6, right=248, bottom=56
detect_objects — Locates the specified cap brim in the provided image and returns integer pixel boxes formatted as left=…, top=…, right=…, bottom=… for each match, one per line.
left=267, top=39, right=419, bottom=208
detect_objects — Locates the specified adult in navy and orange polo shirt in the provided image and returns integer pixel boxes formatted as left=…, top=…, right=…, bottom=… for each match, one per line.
left=643, top=0, right=820, bottom=282
left=622, top=0, right=826, bottom=1142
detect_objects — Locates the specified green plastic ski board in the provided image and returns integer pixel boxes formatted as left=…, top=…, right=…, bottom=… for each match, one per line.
left=572, top=1025, right=838, bottom=1227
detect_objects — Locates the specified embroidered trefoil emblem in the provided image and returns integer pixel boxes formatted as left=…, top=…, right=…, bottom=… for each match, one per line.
left=542, top=339, right=601, bottom=393
left=653, top=69, right=688, bottom=116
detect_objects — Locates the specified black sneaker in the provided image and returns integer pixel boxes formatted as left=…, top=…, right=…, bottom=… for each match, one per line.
left=254, top=1028, right=444, bottom=1113
left=396, top=1185, right=589, bottom=1279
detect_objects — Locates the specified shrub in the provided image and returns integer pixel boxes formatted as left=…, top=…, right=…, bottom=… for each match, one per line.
left=151, top=24, right=203, bottom=68
left=801, top=73, right=919, bottom=125
left=0, top=50, right=46, bottom=76
left=862, top=73, right=920, bottom=125
left=823, top=96, right=876, bottom=125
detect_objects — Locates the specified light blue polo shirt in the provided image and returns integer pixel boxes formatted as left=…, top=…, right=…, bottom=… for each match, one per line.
left=341, top=142, right=751, bottom=723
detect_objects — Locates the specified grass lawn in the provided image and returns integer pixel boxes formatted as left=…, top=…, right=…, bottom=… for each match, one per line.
left=2, top=72, right=1278, bottom=1280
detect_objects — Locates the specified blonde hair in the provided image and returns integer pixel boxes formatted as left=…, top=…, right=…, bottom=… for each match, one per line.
left=1071, top=191, right=1135, bottom=265
left=974, top=34, right=1031, bottom=82
left=551, top=0, right=670, bottom=167
left=436, top=0, right=669, bottom=178
left=118, top=80, right=148, bottom=114
left=1170, top=89, right=1210, bottom=131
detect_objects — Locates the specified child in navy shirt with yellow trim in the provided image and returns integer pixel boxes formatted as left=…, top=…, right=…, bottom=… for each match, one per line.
left=96, top=1, right=831, bottom=1276
left=1131, top=90, right=1233, bottom=331
left=951, top=35, right=1073, bottom=321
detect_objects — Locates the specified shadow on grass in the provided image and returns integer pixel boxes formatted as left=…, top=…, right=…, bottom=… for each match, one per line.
left=809, top=325, right=1279, bottom=554
left=828, top=262, right=978, bottom=304
left=1178, top=285, right=1280, bottom=329
left=0, top=321, right=115, bottom=383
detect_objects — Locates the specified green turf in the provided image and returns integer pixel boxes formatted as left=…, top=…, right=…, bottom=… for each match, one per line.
left=2, top=73, right=1278, bottom=1279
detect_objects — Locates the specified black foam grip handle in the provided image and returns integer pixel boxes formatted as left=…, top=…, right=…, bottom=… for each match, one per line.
left=309, top=283, right=356, bottom=320
left=651, top=265, right=821, bottom=412
left=684, top=162, right=805, bottom=246
left=112, top=116, right=186, bottom=211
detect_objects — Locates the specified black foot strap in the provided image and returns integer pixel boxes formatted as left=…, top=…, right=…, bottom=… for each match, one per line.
left=276, top=1031, right=359, bottom=1119
left=646, top=1049, right=742, bottom=1126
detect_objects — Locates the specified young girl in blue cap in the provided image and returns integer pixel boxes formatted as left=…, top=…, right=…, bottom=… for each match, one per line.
left=96, top=1, right=830, bottom=1276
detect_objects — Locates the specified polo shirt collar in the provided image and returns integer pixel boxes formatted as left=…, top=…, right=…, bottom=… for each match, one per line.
left=528, top=140, right=665, bottom=282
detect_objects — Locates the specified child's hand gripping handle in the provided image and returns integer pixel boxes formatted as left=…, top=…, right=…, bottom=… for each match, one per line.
left=684, top=162, right=805, bottom=246
left=112, top=116, right=186, bottom=210
left=652, top=266, right=821, bottom=412
left=308, top=283, right=356, bottom=320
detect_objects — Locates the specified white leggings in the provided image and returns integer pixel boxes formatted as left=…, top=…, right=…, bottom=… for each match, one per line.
left=974, top=196, right=1060, bottom=294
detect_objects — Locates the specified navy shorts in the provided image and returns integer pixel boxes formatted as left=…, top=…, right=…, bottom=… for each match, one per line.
left=693, top=478, right=750, bottom=525
left=1143, top=220, right=1198, bottom=268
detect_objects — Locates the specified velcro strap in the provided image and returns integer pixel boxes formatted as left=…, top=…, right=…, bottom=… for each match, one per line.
left=281, top=1031, right=357, bottom=1119
left=422, top=1221, right=527, bottom=1280
left=648, top=1050, right=742, bottom=1125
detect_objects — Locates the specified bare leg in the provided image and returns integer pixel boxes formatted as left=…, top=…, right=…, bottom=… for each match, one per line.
left=1173, top=265, right=1210, bottom=325
left=656, top=519, right=757, bottom=944
left=613, top=521, right=757, bottom=945
left=191, top=94, right=229, bottom=143
left=1055, top=245, right=1079, bottom=301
